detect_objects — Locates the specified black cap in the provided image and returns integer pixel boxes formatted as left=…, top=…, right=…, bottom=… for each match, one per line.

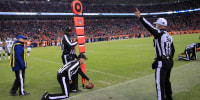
left=64, top=27, right=72, bottom=33
left=78, top=53, right=87, bottom=60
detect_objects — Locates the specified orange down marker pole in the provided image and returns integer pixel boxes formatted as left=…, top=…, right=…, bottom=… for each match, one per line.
left=71, top=0, right=86, bottom=87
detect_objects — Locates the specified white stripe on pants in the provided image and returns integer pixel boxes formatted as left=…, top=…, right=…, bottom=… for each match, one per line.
left=19, top=70, right=24, bottom=95
left=49, top=77, right=68, bottom=99
left=179, top=51, right=190, bottom=61
left=64, top=55, right=68, bottom=64
left=156, top=61, right=162, bottom=100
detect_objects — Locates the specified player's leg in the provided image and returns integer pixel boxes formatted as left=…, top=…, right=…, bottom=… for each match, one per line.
left=179, top=50, right=190, bottom=61
left=27, top=47, right=31, bottom=56
left=165, top=59, right=173, bottom=100
left=155, top=61, right=166, bottom=100
left=190, top=48, right=197, bottom=60
left=7, top=47, right=11, bottom=59
left=19, top=69, right=30, bottom=96
left=70, top=73, right=80, bottom=93
left=61, top=54, right=67, bottom=65
left=0, top=47, right=6, bottom=60
left=10, top=71, right=20, bottom=96
left=2, top=48, right=6, bottom=59
left=47, top=75, right=69, bottom=100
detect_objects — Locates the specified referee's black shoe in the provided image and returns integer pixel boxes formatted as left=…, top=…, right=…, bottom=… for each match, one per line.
left=19, top=91, right=30, bottom=96
left=70, top=89, right=82, bottom=93
left=41, top=91, right=48, bottom=100
left=9, top=91, right=18, bottom=96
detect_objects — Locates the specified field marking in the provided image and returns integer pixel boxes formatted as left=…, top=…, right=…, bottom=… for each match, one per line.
left=98, top=80, right=111, bottom=85
left=29, top=56, right=130, bottom=79
left=30, top=57, right=63, bottom=65
left=87, top=69, right=130, bottom=79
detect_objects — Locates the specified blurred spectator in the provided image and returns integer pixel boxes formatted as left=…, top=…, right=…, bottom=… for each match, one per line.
left=0, top=0, right=199, bottom=13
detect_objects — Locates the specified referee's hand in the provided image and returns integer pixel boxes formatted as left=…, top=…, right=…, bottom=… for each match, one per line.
left=69, top=80, right=73, bottom=84
left=134, top=8, right=141, bottom=18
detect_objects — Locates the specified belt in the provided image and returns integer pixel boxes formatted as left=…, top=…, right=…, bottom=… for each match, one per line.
left=155, top=56, right=171, bottom=61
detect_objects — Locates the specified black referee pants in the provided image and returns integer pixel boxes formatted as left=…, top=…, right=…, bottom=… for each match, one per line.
left=10, top=69, right=25, bottom=95
left=155, top=59, right=173, bottom=100
left=61, top=54, right=74, bottom=65
left=179, top=48, right=196, bottom=61
left=48, top=74, right=70, bottom=100
left=61, top=54, right=78, bottom=91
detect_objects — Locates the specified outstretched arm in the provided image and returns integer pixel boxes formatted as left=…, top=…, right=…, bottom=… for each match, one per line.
left=134, top=8, right=141, bottom=18
left=134, top=8, right=160, bottom=37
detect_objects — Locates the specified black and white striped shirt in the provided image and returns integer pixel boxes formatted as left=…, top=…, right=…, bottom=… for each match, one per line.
left=58, top=60, right=89, bottom=81
left=185, top=43, right=197, bottom=59
left=61, top=34, right=77, bottom=55
left=139, top=17, right=175, bottom=60
left=185, top=43, right=196, bottom=51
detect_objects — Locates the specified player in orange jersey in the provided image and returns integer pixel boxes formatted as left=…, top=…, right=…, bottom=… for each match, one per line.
left=26, top=38, right=31, bottom=56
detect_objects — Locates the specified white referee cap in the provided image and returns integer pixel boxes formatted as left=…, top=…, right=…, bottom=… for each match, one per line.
left=153, top=18, right=167, bottom=26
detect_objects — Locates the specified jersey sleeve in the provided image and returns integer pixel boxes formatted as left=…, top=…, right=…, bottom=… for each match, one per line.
left=63, top=35, right=77, bottom=49
left=78, top=68, right=90, bottom=81
left=139, top=17, right=160, bottom=37
left=170, top=42, right=175, bottom=58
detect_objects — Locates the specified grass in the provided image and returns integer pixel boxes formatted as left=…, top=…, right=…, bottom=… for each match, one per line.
left=173, top=83, right=200, bottom=100
left=0, top=33, right=199, bottom=100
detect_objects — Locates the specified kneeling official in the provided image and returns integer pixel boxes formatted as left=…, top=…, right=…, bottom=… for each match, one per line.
left=41, top=53, right=93, bottom=100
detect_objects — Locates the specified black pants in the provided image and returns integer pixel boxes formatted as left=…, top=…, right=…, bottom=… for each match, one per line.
left=179, top=48, right=196, bottom=61
left=10, top=69, right=25, bottom=95
left=61, top=54, right=78, bottom=91
left=155, top=59, right=173, bottom=100
left=48, top=74, right=70, bottom=100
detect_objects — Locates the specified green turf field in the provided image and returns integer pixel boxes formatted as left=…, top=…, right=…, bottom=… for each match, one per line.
left=0, top=33, right=200, bottom=100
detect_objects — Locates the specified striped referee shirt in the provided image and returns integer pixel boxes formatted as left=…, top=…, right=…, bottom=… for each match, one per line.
left=58, top=60, right=89, bottom=81
left=61, top=34, right=77, bottom=55
left=185, top=43, right=196, bottom=51
left=139, top=17, right=175, bottom=59
left=185, top=43, right=197, bottom=59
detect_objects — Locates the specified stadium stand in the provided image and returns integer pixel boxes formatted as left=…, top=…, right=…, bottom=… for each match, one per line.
left=0, top=0, right=200, bottom=46
left=1, top=12, right=199, bottom=45
left=0, top=0, right=199, bottom=13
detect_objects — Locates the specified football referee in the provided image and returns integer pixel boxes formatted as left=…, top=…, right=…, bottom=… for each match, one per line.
left=61, top=27, right=80, bottom=93
left=135, top=8, right=175, bottom=100
left=41, top=53, right=93, bottom=100
left=178, top=43, right=200, bottom=61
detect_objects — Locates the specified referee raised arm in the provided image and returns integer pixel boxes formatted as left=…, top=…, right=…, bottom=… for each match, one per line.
left=135, top=8, right=175, bottom=100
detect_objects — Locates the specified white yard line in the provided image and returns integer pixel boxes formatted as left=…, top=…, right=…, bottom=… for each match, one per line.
left=87, top=69, right=130, bottom=79
left=29, top=56, right=130, bottom=79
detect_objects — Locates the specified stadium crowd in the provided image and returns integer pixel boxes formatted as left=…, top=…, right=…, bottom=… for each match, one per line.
left=0, top=0, right=200, bottom=47
left=0, top=0, right=199, bottom=13
left=1, top=12, right=200, bottom=46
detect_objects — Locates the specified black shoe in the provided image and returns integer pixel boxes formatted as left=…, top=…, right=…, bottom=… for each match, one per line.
left=70, top=89, right=82, bottom=93
left=19, top=91, right=30, bottom=96
left=9, top=91, right=18, bottom=96
left=41, top=91, right=48, bottom=100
